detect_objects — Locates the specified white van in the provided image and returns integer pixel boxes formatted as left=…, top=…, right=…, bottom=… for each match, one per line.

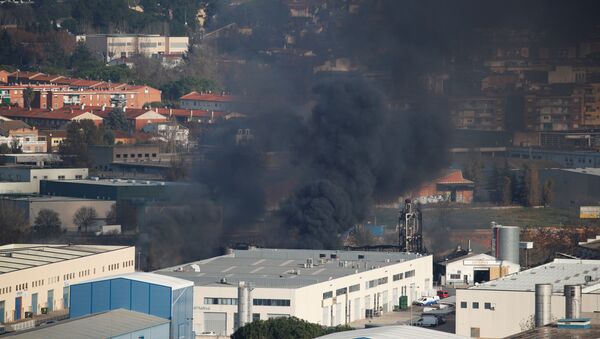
left=413, top=315, right=439, bottom=327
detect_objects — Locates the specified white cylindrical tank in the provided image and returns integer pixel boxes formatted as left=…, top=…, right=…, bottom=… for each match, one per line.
left=535, top=283, right=552, bottom=327
left=564, top=285, right=582, bottom=319
left=238, top=281, right=249, bottom=329
left=491, top=223, right=520, bottom=265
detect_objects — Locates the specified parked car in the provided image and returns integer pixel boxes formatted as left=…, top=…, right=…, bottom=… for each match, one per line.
left=437, top=290, right=450, bottom=298
left=412, top=296, right=439, bottom=306
left=413, top=315, right=439, bottom=327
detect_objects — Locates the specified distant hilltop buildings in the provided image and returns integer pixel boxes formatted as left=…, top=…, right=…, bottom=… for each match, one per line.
left=75, top=34, right=189, bottom=63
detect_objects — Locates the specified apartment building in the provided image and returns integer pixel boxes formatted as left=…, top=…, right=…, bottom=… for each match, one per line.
left=40, top=86, right=161, bottom=110
left=180, top=92, right=248, bottom=112
left=524, top=86, right=582, bottom=131
left=0, top=107, right=104, bottom=129
left=0, top=244, right=135, bottom=326
left=450, top=97, right=506, bottom=131
left=77, top=34, right=189, bottom=61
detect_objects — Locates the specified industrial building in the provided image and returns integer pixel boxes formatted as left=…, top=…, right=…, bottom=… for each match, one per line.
left=316, top=325, right=468, bottom=339
left=440, top=253, right=520, bottom=286
left=4, top=196, right=115, bottom=232
left=69, top=272, right=193, bottom=339
left=7, top=309, right=170, bottom=339
left=456, top=258, right=600, bottom=338
left=40, top=178, right=187, bottom=202
left=0, top=167, right=88, bottom=195
left=0, top=244, right=135, bottom=328
left=156, top=247, right=434, bottom=336
left=540, top=168, right=600, bottom=210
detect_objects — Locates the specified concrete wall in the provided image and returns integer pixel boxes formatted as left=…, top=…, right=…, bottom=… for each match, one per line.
left=0, top=246, right=134, bottom=325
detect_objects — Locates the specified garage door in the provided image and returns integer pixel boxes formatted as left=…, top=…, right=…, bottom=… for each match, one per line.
left=204, top=312, right=227, bottom=335
left=334, top=303, right=342, bottom=326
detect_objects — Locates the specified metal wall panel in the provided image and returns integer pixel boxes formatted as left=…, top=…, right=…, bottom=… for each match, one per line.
left=69, top=283, right=92, bottom=318
left=110, top=278, right=131, bottom=310
left=91, top=281, right=110, bottom=314
left=131, top=280, right=150, bottom=314
left=149, top=284, right=170, bottom=319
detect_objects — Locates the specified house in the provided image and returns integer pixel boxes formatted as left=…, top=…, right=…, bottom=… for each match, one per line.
left=179, top=91, right=250, bottom=112
left=153, top=107, right=227, bottom=124
left=40, top=130, right=67, bottom=153
left=0, top=120, right=46, bottom=153
left=439, top=252, right=520, bottom=286
left=409, top=169, right=474, bottom=204
left=0, top=107, right=104, bottom=129
left=93, top=107, right=167, bottom=131
left=142, top=121, right=190, bottom=149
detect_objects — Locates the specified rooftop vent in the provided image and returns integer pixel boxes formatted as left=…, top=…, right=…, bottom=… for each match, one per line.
left=585, top=275, right=593, bottom=283
left=219, top=278, right=227, bottom=284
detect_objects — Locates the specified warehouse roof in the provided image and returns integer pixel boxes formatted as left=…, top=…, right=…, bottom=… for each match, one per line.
left=7, top=309, right=169, bottom=339
left=6, top=195, right=115, bottom=203
left=155, top=248, right=427, bottom=289
left=471, top=259, right=600, bottom=293
left=560, top=168, right=600, bottom=176
left=42, top=178, right=178, bottom=187
left=81, top=272, right=193, bottom=290
left=315, top=325, right=468, bottom=339
left=0, top=244, right=130, bottom=274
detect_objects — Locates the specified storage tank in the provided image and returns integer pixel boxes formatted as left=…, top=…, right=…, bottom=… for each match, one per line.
left=491, top=223, right=520, bottom=265
left=564, top=285, right=582, bottom=319
left=237, top=281, right=249, bottom=329
left=535, top=283, right=552, bottom=327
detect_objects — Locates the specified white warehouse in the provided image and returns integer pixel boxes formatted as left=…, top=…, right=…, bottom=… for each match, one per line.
left=456, top=258, right=600, bottom=338
left=155, top=248, right=433, bottom=336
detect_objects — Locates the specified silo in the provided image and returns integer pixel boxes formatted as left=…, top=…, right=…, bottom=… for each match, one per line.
left=491, top=223, right=520, bottom=265
left=237, top=281, right=249, bottom=329
left=564, top=285, right=582, bottom=319
left=535, top=283, right=552, bottom=327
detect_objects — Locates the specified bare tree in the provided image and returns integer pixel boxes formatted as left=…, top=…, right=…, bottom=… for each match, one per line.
left=73, top=207, right=97, bottom=233
left=33, top=209, right=62, bottom=237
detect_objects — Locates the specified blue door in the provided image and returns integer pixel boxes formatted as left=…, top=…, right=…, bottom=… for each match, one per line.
left=31, top=293, right=38, bottom=315
left=14, top=297, right=21, bottom=320
left=47, top=290, right=54, bottom=312
left=0, top=300, right=4, bottom=323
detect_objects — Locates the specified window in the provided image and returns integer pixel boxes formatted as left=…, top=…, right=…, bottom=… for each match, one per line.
left=58, top=175, right=65, bottom=180
left=252, top=313, right=260, bottom=321
left=450, top=274, right=461, bottom=279
left=204, top=298, right=238, bottom=305
left=253, top=299, right=290, bottom=307
left=152, top=153, right=157, bottom=157
left=116, top=154, right=121, bottom=158
left=405, top=270, right=416, bottom=278
left=75, top=175, right=83, bottom=179
left=484, top=302, right=492, bottom=310
left=349, top=284, right=360, bottom=293
left=322, top=291, right=332, bottom=299
left=461, top=302, right=467, bottom=309
left=393, top=273, right=403, bottom=281
left=473, top=302, right=479, bottom=309
left=336, top=287, right=347, bottom=296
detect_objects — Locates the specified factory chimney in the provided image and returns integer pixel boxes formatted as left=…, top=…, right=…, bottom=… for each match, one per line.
left=237, top=281, right=252, bottom=329
left=535, top=283, right=552, bottom=327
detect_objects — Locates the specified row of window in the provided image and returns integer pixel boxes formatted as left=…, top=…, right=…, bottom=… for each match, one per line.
left=367, top=276, right=388, bottom=289
left=203, top=298, right=291, bottom=307
left=123, top=260, right=134, bottom=268
left=15, top=283, right=27, bottom=291
left=78, top=269, right=91, bottom=278
left=115, top=153, right=157, bottom=159
left=108, top=263, right=120, bottom=271
left=32, top=279, right=44, bottom=288
left=460, top=301, right=493, bottom=310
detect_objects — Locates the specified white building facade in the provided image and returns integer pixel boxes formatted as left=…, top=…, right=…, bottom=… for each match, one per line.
left=156, top=248, right=434, bottom=336
left=0, top=244, right=135, bottom=326
left=77, top=34, right=189, bottom=61
left=442, top=253, right=520, bottom=286
left=456, top=259, right=600, bottom=338
left=0, top=167, right=88, bottom=194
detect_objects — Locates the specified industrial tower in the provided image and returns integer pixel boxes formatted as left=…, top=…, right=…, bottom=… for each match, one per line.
left=398, top=199, right=424, bottom=253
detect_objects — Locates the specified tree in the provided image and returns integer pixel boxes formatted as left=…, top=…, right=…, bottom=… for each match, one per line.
left=105, top=108, right=129, bottom=131
left=73, top=207, right=97, bottom=233
left=33, top=209, right=63, bottom=237
left=542, top=178, right=554, bottom=207
left=0, top=201, right=28, bottom=244
left=501, top=175, right=513, bottom=206
left=0, top=144, right=10, bottom=154
left=9, top=138, right=22, bottom=154
left=23, top=87, right=34, bottom=109
left=231, top=316, right=352, bottom=339
left=59, top=120, right=106, bottom=167
left=106, top=204, right=117, bottom=224
left=521, top=164, right=540, bottom=207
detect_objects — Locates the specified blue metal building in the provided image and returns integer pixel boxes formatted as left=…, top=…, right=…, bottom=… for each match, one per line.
left=69, top=272, right=193, bottom=339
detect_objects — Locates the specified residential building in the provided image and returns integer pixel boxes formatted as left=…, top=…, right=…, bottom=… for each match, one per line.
left=450, top=97, right=506, bottom=131
left=69, top=272, right=193, bottom=339
left=94, top=107, right=167, bottom=131
left=0, top=107, right=104, bottom=129
left=4, top=196, right=114, bottom=232
left=439, top=253, right=520, bottom=286
left=509, top=148, right=600, bottom=167
left=455, top=258, right=600, bottom=338
left=0, top=120, right=46, bottom=153
left=40, top=130, right=67, bottom=153
left=574, top=83, right=600, bottom=127
left=41, top=85, right=161, bottom=110
left=153, top=107, right=227, bottom=124
left=7, top=309, right=170, bottom=339
left=155, top=247, right=434, bottom=336
left=0, top=244, right=134, bottom=326
left=0, top=167, right=87, bottom=194
left=142, top=121, right=190, bottom=149
left=77, top=34, right=189, bottom=61
left=524, top=85, right=581, bottom=131
left=180, top=91, right=249, bottom=112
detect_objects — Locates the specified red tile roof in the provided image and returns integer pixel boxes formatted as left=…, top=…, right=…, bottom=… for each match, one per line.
left=153, top=107, right=227, bottom=119
left=0, top=107, right=103, bottom=121
left=180, top=91, right=245, bottom=102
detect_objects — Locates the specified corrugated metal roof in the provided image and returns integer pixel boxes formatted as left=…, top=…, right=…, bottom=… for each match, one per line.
left=0, top=244, right=130, bottom=274
left=7, top=309, right=168, bottom=339
left=315, top=325, right=468, bottom=339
